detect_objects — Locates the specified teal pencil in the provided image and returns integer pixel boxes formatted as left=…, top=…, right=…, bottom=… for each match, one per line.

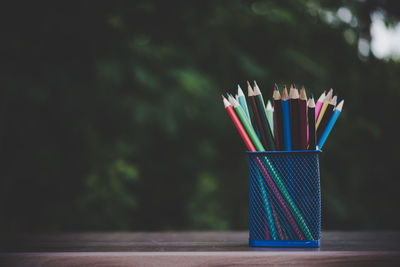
left=252, top=166, right=278, bottom=240
left=237, top=85, right=250, bottom=120
left=266, top=100, right=274, bottom=138
left=231, top=98, right=277, bottom=240
left=236, top=91, right=311, bottom=238
left=224, top=86, right=314, bottom=240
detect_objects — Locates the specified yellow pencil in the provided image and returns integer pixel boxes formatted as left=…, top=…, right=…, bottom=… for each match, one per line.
left=316, top=89, right=333, bottom=129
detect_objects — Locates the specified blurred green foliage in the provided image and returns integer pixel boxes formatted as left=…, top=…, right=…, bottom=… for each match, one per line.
left=1, top=0, right=400, bottom=232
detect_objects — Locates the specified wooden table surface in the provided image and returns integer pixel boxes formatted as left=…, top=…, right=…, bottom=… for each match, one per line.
left=1, top=231, right=400, bottom=266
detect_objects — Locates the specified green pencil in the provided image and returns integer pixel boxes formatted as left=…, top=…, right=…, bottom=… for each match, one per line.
left=253, top=84, right=276, bottom=150
left=230, top=96, right=264, bottom=151
left=231, top=97, right=278, bottom=239
left=229, top=93, right=312, bottom=240
left=231, top=96, right=311, bottom=239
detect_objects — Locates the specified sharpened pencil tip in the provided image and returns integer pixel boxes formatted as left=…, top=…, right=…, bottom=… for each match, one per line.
left=266, top=100, right=273, bottom=110
left=237, top=85, right=244, bottom=96
left=247, top=81, right=254, bottom=96
left=290, top=84, right=294, bottom=89
left=309, top=96, right=315, bottom=107
left=336, top=99, right=344, bottom=111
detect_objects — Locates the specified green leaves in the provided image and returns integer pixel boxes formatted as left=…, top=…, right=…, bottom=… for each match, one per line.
left=78, top=159, right=139, bottom=229
left=2, top=0, right=400, bottom=232
left=169, top=69, right=212, bottom=98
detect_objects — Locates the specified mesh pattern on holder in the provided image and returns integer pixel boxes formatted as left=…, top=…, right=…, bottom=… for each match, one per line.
left=248, top=151, right=321, bottom=246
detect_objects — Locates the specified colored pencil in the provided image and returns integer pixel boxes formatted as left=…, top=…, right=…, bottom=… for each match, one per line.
left=237, top=84, right=250, bottom=120
left=266, top=100, right=274, bottom=138
left=224, top=95, right=304, bottom=239
left=253, top=84, right=276, bottom=150
left=261, top=156, right=311, bottom=239
left=223, top=90, right=312, bottom=240
left=225, top=97, right=279, bottom=240
left=316, top=89, right=333, bottom=128
left=230, top=97, right=278, bottom=240
left=230, top=96, right=265, bottom=151
left=299, top=86, right=308, bottom=150
left=223, top=96, right=256, bottom=151
left=273, top=84, right=284, bottom=150
left=282, top=86, right=292, bottom=151
left=270, top=199, right=284, bottom=240
left=254, top=81, right=266, bottom=108
left=318, top=100, right=344, bottom=149
left=222, top=82, right=344, bottom=242
left=307, top=98, right=310, bottom=143
left=289, top=85, right=300, bottom=150
left=315, top=90, right=326, bottom=120
left=308, top=95, right=316, bottom=150
left=227, top=94, right=235, bottom=106
left=248, top=81, right=269, bottom=149
left=317, top=95, right=337, bottom=142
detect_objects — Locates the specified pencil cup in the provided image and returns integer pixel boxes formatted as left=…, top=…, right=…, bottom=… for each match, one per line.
left=247, top=150, right=321, bottom=247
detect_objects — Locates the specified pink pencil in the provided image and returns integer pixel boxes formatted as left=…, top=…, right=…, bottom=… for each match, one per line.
left=315, top=90, right=327, bottom=120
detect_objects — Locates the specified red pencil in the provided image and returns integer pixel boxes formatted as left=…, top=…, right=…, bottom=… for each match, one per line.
left=222, top=96, right=256, bottom=151
left=223, top=95, right=303, bottom=240
left=299, top=86, right=308, bottom=150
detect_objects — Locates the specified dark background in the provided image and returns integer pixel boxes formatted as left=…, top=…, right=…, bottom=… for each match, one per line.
left=1, top=0, right=400, bottom=232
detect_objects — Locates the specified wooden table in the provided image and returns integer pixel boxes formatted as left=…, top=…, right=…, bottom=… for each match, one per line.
left=1, top=231, right=399, bottom=266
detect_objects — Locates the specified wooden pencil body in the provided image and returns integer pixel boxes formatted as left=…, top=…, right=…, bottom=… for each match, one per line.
left=299, top=99, right=307, bottom=150
left=308, top=106, right=316, bottom=150
left=282, top=99, right=292, bottom=151
left=273, top=99, right=284, bottom=150
left=290, top=98, right=299, bottom=150
left=317, top=104, right=334, bottom=142
left=254, top=95, right=275, bottom=150
left=249, top=96, right=269, bottom=149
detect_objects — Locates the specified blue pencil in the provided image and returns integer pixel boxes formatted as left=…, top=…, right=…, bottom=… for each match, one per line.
left=282, top=86, right=292, bottom=151
left=318, top=100, right=344, bottom=149
left=237, top=85, right=250, bottom=120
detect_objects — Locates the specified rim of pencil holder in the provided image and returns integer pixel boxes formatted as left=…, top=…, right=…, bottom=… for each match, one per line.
left=246, top=150, right=322, bottom=154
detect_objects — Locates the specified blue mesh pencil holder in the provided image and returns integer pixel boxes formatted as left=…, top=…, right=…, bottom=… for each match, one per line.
left=248, top=150, right=321, bottom=248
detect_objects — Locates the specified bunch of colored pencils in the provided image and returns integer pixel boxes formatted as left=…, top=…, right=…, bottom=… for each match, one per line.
left=222, top=81, right=344, bottom=151
left=221, top=81, right=344, bottom=241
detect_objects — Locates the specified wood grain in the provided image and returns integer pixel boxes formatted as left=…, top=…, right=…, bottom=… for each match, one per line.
left=1, top=231, right=399, bottom=266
